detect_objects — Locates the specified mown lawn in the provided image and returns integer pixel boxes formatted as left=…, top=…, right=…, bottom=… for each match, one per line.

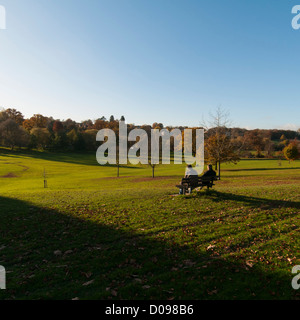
left=0, top=149, right=299, bottom=300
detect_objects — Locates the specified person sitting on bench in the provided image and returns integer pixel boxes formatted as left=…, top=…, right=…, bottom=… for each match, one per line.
left=185, top=164, right=198, bottom=178
left=179, top=165, right=198, bottom=194
left=200, top=164, right=217, bottom=186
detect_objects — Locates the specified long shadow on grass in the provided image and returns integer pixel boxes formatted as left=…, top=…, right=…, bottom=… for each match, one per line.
left=0, top=148, right=100, bottom=166
left=198, top=190, right=300, bottom=210
left=225, top=167, right=300, bottom=172
left=0, top=148, right=142, bottom=169
left=0, top=195, right=298, bottom=300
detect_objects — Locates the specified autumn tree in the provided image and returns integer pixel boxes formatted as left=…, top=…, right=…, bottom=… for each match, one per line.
left=67, top=129, right=85, bottom=151
left=264, top=138, right=275, bottom=158
left=155, top=123, right=164, bottom=130
left=23, top=114, right=48, bottom=131
left=202, top=107, right=240, bottom=179
left=82, top=129, right=98, bottom=151
left=30, top=127, right=51, bottom=150
left=22, top=119, right=35, bottom=132
left=283, top=142, right=299, bottom=163
left=78, top=119, right=93, bottom=130
left=30, top=114, right=48, bottom=128
left=279, top=134, right=289, bottom=149
left=245, top=130, right=265, bottom=156
left=50, top=132, right=69, bottom=151
left=46, top=117, right=55, bottom=133
left=52, top=120, right=64, bottom=133
left=0, top=110, right=9, bottom=123
left=205, top=134, right=239, bottom=175
left=0, top=108, right=24, bottom=125
left=63, top=118, right=77, bottom=132
left=151, top=123, right=164, bottom=130
left=93, top=119, right=107, bottom=130
left=0, top=119, right=29, bottom=150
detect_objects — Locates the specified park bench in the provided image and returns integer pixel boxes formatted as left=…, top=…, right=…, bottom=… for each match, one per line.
left=176, top=176, right=219, bottom=195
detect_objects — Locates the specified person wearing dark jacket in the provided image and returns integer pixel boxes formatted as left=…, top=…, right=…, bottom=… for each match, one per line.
left=201, top=164, right=217, bottom=178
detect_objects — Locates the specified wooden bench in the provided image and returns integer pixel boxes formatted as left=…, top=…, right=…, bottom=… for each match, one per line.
left=176, top=176, right=219, bottom=194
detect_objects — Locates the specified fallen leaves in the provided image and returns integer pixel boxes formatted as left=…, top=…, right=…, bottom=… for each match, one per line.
left=142, top=285, right=151, bottom=289
left=245, top=261, right=254, bottom=268
left=207, top=244, right=216, bottom=251
left=82, top=280, right=94, bottom=286
left=106, top=287, right=118, bottom=297
left=54, top=250, right=62, bottom=256
left=183, top=260, right=196, bottom=267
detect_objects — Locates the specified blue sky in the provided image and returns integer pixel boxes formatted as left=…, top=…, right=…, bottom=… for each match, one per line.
left=0, top=0, right=299, bottom=130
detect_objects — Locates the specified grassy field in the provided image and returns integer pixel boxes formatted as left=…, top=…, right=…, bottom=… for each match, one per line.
left=0, top=148, right=299, bottom=300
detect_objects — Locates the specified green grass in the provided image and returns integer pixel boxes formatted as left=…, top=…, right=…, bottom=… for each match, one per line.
left=0, top=148, right=299, bottom=300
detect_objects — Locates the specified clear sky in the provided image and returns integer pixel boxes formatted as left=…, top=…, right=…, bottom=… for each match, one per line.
left=0, top=0, right=299, bottom=130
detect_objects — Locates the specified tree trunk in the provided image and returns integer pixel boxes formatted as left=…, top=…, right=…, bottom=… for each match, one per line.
left=152, top=165, right=155, bottom=178
left=218, top=160, right=221, bottom=179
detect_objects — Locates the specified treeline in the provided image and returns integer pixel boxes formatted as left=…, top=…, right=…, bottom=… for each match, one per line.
left=219, top=127, right=300, bottom=158
left=0, top=108, right=299, bottom=159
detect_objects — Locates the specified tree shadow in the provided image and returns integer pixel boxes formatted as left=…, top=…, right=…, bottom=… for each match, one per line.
left=0, top=195, right=298, bottom=300
left=0, top=148, right=142, bottom=169
left=225, top=167, right=300, bottom=172
left=195, top=190, right=300, bottom=210
left=0, top=148, right=100, bottom=166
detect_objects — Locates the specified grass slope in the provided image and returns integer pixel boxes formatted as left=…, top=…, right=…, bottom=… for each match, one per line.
left=0, top=149, right=299, bottom=300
